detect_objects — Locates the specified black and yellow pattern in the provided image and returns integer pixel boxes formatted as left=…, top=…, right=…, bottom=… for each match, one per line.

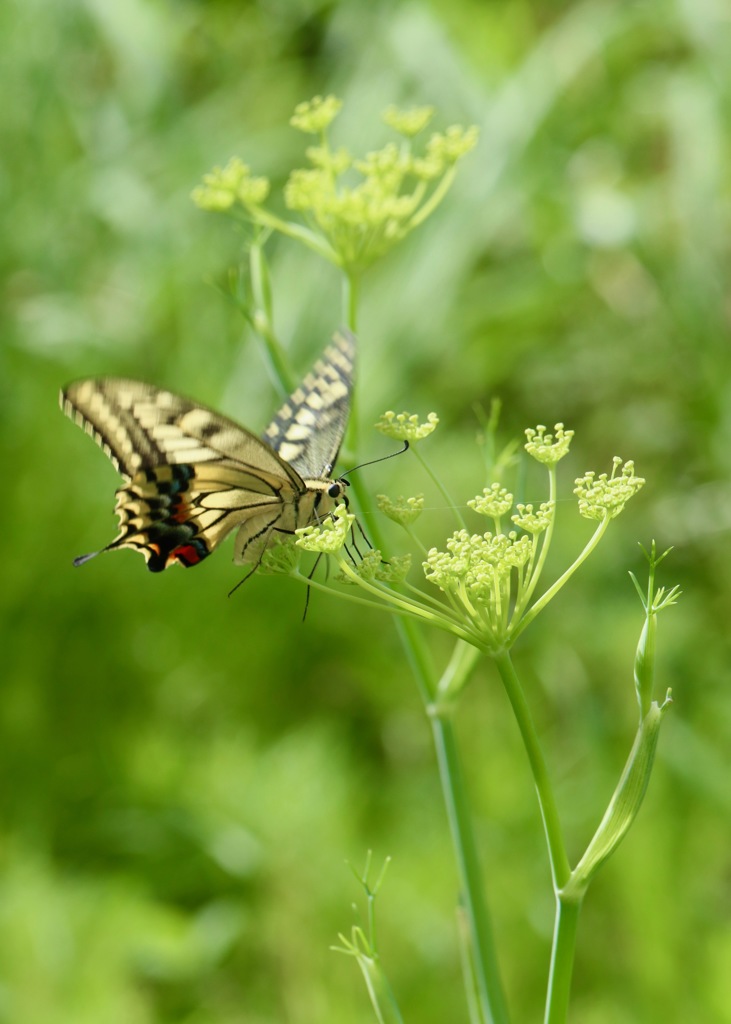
left=60, top=329, right=356, bottom=572
left=263, top=328, right=354, bottom=477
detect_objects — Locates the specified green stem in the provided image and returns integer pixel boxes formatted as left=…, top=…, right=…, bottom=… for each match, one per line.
left=430, top=706, right=510, bottom=1024
left=544, top=894, right=581, bottom=1024
left=331, top=557, right=479, bottom=645
left=509, top=465, right=558, bottom=625
left=456, top=905, right=484, bottom=1024
left=249, top=206, right=338, bottom=263
left=492, top=651, right=570, bottom=889
left=493, top=652, right=579, bottom=1023
left=341, top=291, right=507, bottom=1021
left=247, top=244, right=295, bottom=395
left=343, top=273, right=360, bottom=465
left=406, top=163, right=459, bottom=231
left=511, top=517, right=610, bottom=642
left=437, top=640, right=482, bottom=701
left=293, top=570, right=422, bottom=618
left=564, top=699, right=670, bottom=899
left=393, top=621, right=509, bottom=1023
left=394, top=617, right=436, bottom=706
left=344, top=271, right=360, bottom=332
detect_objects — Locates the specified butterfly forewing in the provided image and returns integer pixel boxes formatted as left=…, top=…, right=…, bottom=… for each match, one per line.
left=263, top=328, right=355, bottom=478
left=61, top=330, right=355, bottom=572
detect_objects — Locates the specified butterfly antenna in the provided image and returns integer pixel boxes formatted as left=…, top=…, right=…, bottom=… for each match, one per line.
left=340, top=440, right=409, bottom=480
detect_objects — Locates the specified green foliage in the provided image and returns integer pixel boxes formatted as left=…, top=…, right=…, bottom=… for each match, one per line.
left=3, top=0, right=731, bottom=1022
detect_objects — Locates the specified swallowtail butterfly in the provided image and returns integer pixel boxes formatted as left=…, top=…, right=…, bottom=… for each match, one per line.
left=60, top=329, right=355, bottom=572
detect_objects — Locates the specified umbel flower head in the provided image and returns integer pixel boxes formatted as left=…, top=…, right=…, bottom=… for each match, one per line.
left=192, top=97, right=478, bottom=277
left=265, top=419, right=645, bottom=657
left=190, top=158, right=270, bottom=213
left=424, top=529, right=533, bottom=604
left=377, top=493, right=425, bottom=527
left=375, top=411, right=439, bottom=443
left=337, top=549, right=413, bottom=586
left=296, top=504, right=355, bottom=554
left=468, top=484, right=514, bottom=520
left=423, top=526, right=533, bottom=649
left=414, top=428, right=645, bottom=650
left=574, top=458, right=645, bottom=520
left=524, top=423, right=574, bottom=466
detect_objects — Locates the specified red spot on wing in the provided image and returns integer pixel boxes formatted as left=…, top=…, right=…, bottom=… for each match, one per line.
left=170, top=543, right=208, bottom=568
left=172, top=499, right=191, bottom=524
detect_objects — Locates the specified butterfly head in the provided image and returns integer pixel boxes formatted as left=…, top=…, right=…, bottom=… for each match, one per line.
left=326, top=477, right=349, bottom=502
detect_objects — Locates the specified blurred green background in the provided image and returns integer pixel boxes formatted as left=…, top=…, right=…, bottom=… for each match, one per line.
left=3, top=0, right=730, bottom=1021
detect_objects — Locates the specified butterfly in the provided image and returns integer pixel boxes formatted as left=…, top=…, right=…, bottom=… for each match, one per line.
left=60, top=328, right=356, bottom=572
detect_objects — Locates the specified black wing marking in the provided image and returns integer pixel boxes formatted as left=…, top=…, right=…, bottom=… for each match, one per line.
left=60, top=378, right=303, bottom=485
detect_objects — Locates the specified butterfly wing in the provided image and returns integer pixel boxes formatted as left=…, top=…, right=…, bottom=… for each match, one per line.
left=263, top=327, right=356, bottom=479
left=60, top=378, right=309, bottom=571
left=60, top=378, right=302, bottom=478
left=60, top=329, right=356, bottom=573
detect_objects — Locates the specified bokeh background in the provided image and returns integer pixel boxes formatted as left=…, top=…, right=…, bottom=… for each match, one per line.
left=3, top=0, right=730, bottom=1021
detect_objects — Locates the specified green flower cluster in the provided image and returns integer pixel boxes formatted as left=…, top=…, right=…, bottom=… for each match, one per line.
left=412, top=427, right=645, bottom=647
left=375, top=410, right=439, bottom=442
left=377, top=493, right=425, bottom=526
left=268, top=415, right=645, bottom=657
left=192, top=96, right=478, bottom=277
left=424, top=529, right=533, bottom=604
left=337, top=549, right=413, bottom=586
left=421, top=524, right=534, bottom=648
left=191, top=158, right=270, bottom=213
left=511, top=501, right=555, bottom=534
left=468, top=483, right=513, bottom=519
left=525, top=423, right=574, bottom=466
left=574, top=458, right=645, bottom=521
left=296, top=504, right=354, bottom=553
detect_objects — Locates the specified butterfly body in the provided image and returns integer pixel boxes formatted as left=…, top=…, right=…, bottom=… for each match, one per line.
left=60, top=329, right=355, bottom=572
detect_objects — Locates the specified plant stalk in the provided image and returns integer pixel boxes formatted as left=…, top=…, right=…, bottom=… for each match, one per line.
left=544, top=894, right=581, bottom=1024
left=430, top=705, right=511, bottom=1024
left=492, top=651, right=570, bottom=889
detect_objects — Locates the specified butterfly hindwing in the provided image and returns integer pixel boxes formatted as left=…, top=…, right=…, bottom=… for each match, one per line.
left=61, top=331, right=355, bottom=572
